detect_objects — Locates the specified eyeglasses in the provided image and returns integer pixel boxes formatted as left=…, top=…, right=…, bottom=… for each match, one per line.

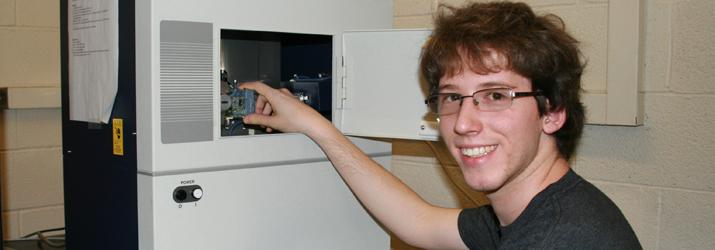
left=425, top=88, right=543, bottom=115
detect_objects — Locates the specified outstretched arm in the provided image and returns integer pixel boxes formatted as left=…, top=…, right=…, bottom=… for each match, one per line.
left=240, top=82, right=467, bottom=249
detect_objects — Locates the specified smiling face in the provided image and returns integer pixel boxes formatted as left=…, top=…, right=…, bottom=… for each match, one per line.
left=438, top=68, right=545, bottom=193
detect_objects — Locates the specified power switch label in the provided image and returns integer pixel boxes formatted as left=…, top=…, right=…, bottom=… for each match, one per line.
left=112, top=118, right=124, bottom=156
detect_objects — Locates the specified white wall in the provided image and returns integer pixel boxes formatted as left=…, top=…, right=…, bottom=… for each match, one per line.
left=2, top=1, right=714, bottom=249
left=392, top=0, right=715, bottom=249
left=0, top=0, right=64, bottom=240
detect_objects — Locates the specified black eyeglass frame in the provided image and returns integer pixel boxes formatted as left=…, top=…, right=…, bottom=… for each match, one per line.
left=424, top=88, right=543, bottom=115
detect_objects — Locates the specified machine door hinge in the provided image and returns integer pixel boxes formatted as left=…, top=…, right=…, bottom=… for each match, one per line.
left=339, top=56, right=347, bottom=109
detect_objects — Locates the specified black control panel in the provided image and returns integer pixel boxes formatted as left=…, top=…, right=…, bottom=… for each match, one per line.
left=173, top=185, right=203, bottom=203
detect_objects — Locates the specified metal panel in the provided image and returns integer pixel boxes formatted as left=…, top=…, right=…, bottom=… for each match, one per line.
left=160, top=21, right=213, bottom=143
left=149, top=157, right=391, bottom=249
left=61, top=0, right=139, bottom=248
left=138, top=0, right=394, bottom=174
left=341, top=30, right=439, bottom=141
left=604, top=0, right=644, bottom=126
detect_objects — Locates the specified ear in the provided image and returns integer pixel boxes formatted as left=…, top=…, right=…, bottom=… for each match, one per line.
left=542, top=107, right=566, bottom=135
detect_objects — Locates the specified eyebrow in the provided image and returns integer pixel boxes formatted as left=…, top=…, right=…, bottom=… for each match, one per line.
left=438, top=81, right=512, bottom=92
left=437, top=83, right=457, bottom=91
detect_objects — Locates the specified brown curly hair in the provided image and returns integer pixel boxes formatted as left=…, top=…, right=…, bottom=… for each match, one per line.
left=420, top=1, right=586, bottom=159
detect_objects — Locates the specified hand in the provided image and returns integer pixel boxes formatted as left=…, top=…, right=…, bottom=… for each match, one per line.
left=239, top=81, right=332, bottom=137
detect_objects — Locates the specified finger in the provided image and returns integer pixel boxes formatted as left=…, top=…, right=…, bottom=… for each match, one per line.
left=279, top=88, right=292, bottom=95
left=262, top=102, right=273, bottom=115
left=255, top=95, right=272, bottom=114
left=243, top=113, right=272, bottom=127
left=240, top=81, right=276, bottom=98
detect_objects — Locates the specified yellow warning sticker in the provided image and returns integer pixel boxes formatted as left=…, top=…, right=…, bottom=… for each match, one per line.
left=113, top=118, right=124, bottom=156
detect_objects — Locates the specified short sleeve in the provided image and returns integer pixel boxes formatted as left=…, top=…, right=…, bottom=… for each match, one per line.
left=458, top=206, right=500, bottom=250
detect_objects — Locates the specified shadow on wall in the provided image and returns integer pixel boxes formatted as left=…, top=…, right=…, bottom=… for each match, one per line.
left=390, top=139, right=489, bottom=250
left=393, top=138, right=489, bottom=207
left=1, top=110, right=7, bottom=240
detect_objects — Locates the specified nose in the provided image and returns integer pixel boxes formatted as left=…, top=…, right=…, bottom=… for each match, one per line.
left=453, top=97, right=483, bottom=135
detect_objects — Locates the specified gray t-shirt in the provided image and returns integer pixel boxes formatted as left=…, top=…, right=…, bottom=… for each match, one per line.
left=458, top=170, right=642, bottom=249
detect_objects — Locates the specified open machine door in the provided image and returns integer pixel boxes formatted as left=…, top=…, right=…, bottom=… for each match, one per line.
left=340, top=30, right=439, bottom=141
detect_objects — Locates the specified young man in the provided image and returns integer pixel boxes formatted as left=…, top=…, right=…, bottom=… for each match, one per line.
left=242, top=2, right=641, bottom=249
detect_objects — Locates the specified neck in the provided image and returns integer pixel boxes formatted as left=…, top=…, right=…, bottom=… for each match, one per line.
left=486, top=140, right=570, bottom=226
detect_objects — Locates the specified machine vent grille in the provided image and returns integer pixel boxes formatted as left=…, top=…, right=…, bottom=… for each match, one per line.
left=160, top=21, right=213, bottom=143
left=160, top=42, right=213, bottom=122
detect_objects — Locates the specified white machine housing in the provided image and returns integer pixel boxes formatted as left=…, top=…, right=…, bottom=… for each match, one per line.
left=133, top=0, right=435, bottom=249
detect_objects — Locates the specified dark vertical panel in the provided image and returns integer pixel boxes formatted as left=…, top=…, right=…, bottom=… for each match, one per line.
left=1, top=160, right=3, bottom=243
left=61, top=0, right=138, bottom=249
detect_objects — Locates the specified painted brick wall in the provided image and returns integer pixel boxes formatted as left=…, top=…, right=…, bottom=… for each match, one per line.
left=392, top=0, right=715, bottom=249
left=2, top=1, right=714, bottom=249
left=0, top=0, right=64, bottom=239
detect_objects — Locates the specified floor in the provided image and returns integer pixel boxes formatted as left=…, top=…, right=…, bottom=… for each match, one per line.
left=3, top=239, right=65, bottom=250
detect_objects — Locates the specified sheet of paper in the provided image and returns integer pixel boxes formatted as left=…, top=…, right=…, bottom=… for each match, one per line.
left=69, top=0, right=118, bottom=123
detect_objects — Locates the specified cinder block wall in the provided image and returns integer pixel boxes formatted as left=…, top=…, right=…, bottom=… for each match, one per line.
left=2, top=1, right=714, bottom=249
left=392, top=0, right=715, bottom=249
left=0, top=0, right=64, bottom=239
